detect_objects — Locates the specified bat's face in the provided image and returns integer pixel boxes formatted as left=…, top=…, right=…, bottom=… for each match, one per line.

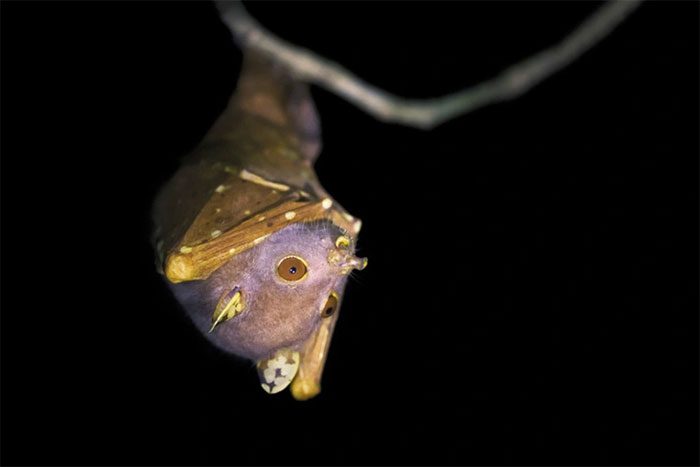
left=169, top=220, right=365, bottom=394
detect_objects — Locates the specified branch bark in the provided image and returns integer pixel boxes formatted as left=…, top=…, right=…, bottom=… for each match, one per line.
left=216, top=1, right=642, bottom=130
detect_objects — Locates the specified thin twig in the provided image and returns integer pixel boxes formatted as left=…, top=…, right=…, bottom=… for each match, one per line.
left=217, top=1, right=642, bottom=130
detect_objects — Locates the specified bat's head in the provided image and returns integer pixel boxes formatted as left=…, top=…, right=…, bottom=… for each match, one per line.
left=169, top=220, right=366, bottom=396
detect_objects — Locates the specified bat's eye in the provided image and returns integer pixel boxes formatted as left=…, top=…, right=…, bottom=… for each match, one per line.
left=321, top=292, right=339, bottom=318
left=277, top=256, right=308, bottom=282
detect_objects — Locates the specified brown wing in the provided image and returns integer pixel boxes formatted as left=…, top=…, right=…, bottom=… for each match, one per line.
left=164, top=186, right=355, bottom=283
left=153, top=49, right=358, bottom=283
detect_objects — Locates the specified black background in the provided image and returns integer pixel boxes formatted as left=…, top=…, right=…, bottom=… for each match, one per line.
left=2, top=1, right=698, bottom=465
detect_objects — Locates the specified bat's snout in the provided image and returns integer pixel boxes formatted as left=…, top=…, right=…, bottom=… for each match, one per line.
left=327, top=234, right=367, bottom=275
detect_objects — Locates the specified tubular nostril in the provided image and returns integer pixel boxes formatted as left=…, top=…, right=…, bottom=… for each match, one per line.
left=346, top=256, right=368, bottom=271
left=327, top=249, right=368, bottom=274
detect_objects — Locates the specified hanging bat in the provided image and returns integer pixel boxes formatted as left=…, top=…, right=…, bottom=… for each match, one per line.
left=151, top=50, right=366, bottom=400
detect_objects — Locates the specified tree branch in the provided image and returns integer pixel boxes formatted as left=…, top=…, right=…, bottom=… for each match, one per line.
left=216, top=1, right=642, bottom=130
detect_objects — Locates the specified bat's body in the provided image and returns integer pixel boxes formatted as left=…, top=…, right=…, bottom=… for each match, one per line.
left=152, top=52, right=365, bottom=400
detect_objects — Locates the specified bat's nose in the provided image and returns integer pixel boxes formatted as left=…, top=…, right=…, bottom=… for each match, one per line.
left=327, top=248, right=367, bottom=274
left=327, top=234, right=367, bottom=274
left=338, top=253, right=368, bottom=271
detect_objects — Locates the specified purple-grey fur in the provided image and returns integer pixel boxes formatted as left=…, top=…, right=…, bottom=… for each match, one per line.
left=169, top=221, right=352, bottom=360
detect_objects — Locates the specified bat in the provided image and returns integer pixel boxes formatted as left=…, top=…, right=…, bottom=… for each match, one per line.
left=151, top=50, right=366, bottom=400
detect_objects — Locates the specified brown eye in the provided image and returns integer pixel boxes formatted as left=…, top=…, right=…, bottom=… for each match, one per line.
left=277, top=256, right=308, bottom=282
left=321, top=293, right=339, bottom=318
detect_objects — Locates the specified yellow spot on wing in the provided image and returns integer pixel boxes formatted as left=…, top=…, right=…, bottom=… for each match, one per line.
left=179, top=246, right=193, bottom=254
left=321, top=198, right=333, bottom=210
left=285, top=211, right=296, bottom=220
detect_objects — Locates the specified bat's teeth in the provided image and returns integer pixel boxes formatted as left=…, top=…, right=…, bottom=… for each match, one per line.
left=256, top=349, right=300, bottom=395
